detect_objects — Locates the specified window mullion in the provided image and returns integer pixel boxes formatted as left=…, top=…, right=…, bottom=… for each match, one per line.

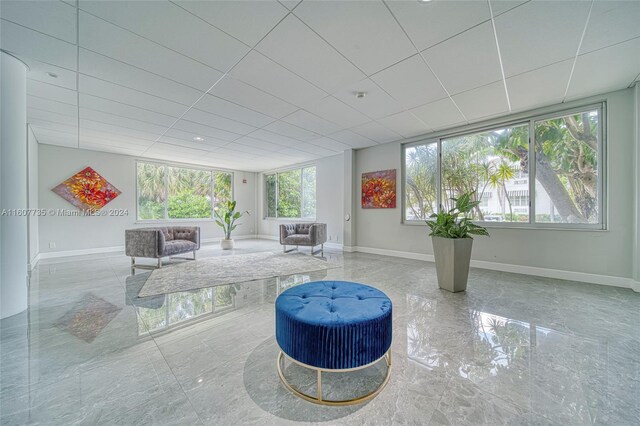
left=210, top=171, right=215, bottom=219
left=437, top=139, right=442, bottom=214
left=164, top=166, right=168, bottom=220
left=275, top=173, right=279, bottom=219
left=529, top=119, right=535, bottom=224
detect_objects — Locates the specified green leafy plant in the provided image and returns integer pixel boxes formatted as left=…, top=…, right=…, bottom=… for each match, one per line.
left=426, top=192, right=490, bottom=239
left=214, top=200, right=249, bottom=240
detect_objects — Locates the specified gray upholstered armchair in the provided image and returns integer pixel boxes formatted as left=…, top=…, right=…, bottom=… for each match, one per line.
left=279, top=223, right=327, bottom=255
left=125, top=226, right=200, bottom=269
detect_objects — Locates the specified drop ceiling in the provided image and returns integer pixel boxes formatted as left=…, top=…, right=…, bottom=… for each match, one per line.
left=1, top=0, right=639, bottom=172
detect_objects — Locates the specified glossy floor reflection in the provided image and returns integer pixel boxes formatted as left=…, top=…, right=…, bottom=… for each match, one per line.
left=1, top=239, right=638, bottom=425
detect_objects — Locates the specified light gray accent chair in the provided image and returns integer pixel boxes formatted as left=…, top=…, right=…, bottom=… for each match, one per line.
left=125, top=226, right=200, bottom=270
left=279, top=223, right=327, bottom=255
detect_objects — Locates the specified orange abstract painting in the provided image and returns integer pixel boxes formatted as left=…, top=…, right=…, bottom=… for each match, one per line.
left=52, top=167, right=121, bottom=211
left=362, top=169, right=396, bottom=209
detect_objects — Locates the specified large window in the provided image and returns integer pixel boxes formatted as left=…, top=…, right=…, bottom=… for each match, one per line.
left=264, top=166, right=316, bottom=219
left=403, top=104, right=604, bottom=228
left=136, top=161, right=232, bottom=220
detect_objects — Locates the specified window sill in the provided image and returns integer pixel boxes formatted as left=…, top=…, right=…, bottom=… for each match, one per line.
left=262, top=217, right=317, bottom=222
left=402, top=220, right=607, bottom=231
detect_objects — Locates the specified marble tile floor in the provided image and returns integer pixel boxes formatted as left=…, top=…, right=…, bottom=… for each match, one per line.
left=0, top=239, right=638, bottom=425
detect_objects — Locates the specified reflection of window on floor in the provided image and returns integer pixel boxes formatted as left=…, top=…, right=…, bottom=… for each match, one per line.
left=136, top=284, right=238, bottom=335
left=277, top=275, right=312, bottom=295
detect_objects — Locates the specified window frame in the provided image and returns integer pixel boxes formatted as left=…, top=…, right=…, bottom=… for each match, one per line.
left=135, top=159, right=234, bottom=223
left=263, top=164, right=317, bottom=220
left=401, top=102, right=607, bottom=230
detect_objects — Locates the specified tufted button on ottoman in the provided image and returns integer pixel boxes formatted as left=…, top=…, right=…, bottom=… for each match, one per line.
left=275, top=280, right=392, bottom=405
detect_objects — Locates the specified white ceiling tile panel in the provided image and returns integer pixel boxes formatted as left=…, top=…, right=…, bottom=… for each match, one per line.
left=158, top=133, right=228, bottom=151
left=451, top=81, right=509, bottom=121
left=489, top=0, right=528, bottom=17
left=327, top=130, right=377, bottom=149
left=28, top=119, right=77, bottom=135
left=307, top=137, right=350, bottom=152
left=79, top=11, right=222, bottom=91
left=331, top=78, right=405, bottom=120
left=580, top=1, right=640, bottom=54
left=210, top=76, right=298, bottom=119
left=293, top=0, right=416, bottom=75
left=230, top=50, right=327, bottom=107
left=79, top=128, right=154, bottom=148
left=79, top=49, right=203, bottom=106
left=1, top=0, right=76, bottom=43
left=192, top=94, right=275, bottom=128
left=0, top=19, right=76, bottom=70
left=377, top=111, right=430, bottom=139
left=423, top=22, right=502, bottom=95
left=78, top=75, right=186, bottom=117
left=506, top=59, right=573, bottom=112
left=256, top=14, right=365, bottom=93
left=263, top=120, right=319, bottom=142
left=31, top=127, right=78, bottom=148
left=281, top=110, right=341, bottom=135
left=170, top=120, right=242, bottom=143
left=24, top=58, right=77, bottom=91
left=173, top=0, right=288, bottom=46
left=28, top=96, right=77, bottom=118
left=566, top=37, right=640, bottom=100
left=371, top=54, right=448, bottom=109
left=349, top=121, right=401, bottom=144
left=79, top=93, right=177, bottom=127
left=80, top=142, right=146, bottom=157
left=28, top=80, right=77, bottom=105
left=145, top=142, right=211, bottom=157
left=79, top=0, right=249, bottom=72
left=306, top=96, right=370, bottom=128
left=274, top=147, right=318, bottom=162
left=249, top=129, right=303, bottom=148
left=387, top=0, right=491, bottom=52
left=233, top=136, right=289, bottom=152
left=28, top=108, right=77, bottom=126
left=410, top=98, right=466, bottom=131
left=79, top=119, right=160, bottom=142
left=79, top=108, right=167, bottom=136
left=180, top=108, right=257, bottom=136
left=495, top=1, right=590, bottom=77
left=284, top=143, right=335, bottom=157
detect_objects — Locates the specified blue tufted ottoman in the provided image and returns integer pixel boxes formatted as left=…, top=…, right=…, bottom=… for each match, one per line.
left=275, top=280, right=392, bottom=405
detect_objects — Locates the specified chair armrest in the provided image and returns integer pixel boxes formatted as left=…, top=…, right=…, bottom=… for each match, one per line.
left=125, top=229, right=163, bottom=258
left=309, top=223, right=327, bottom=245
left=280, top=224, right=295, bottom=244
left=172, top=227, right=200, bottom=249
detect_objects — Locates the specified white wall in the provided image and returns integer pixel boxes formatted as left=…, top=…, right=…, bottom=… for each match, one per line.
left=353, top=88, right=637, bottom=281
left=1, top=52, right=29, bottom=318
left=37, top=144, right=257, bottom=255
left=634, top=82, right=640, bottom=286
left=257, top=153, right=344, bottom=246
left=27, top=126, right=38, bottom=266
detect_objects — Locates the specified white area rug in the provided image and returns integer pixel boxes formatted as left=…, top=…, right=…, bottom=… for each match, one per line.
left=138, top=251, right=340, bottom=297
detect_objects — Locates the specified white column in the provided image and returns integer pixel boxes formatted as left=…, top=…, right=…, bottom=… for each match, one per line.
left=343, top=149, right=356, bottom=250
left=634, top=82, right=640, bottom=291
left=1, top=51, right=29, bottom=318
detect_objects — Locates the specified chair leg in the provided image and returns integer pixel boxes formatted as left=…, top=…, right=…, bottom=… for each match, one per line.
left=193, top=250, right=197, bottom=260
left=157, top=258, right=162, bottom=268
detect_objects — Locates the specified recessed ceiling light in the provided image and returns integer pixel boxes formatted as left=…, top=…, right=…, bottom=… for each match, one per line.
left=356, top=91, right=367, bottom=99
left=193, top=136, right=204, bottom=142
left=47, top=72, right=58, bottom=78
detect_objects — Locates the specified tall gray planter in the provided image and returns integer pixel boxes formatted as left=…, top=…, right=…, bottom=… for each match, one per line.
left=432, top=237, right=473, bottom=293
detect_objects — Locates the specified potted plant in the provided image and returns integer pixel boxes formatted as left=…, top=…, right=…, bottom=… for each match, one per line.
left=214, top=200, right=249, bottom=250
left=426, top=192, right=489, bottom=292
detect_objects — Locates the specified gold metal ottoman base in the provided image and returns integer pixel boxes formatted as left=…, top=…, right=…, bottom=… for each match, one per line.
left=276, top=349, right=392, bottom=406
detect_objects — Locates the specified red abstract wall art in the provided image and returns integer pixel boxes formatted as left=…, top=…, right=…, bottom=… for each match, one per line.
left=52, top=167, right=121, bottom=211
left=362, top=169, right=396, bottom=209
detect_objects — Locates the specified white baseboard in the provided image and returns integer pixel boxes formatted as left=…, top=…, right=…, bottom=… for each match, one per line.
left=39, top=245, right=124, bottom=260
left=352, top=245, right=638, bottom=291
left=28, top=253, right=41, bottom=270
left=201, top=234, right=258, bottom=244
